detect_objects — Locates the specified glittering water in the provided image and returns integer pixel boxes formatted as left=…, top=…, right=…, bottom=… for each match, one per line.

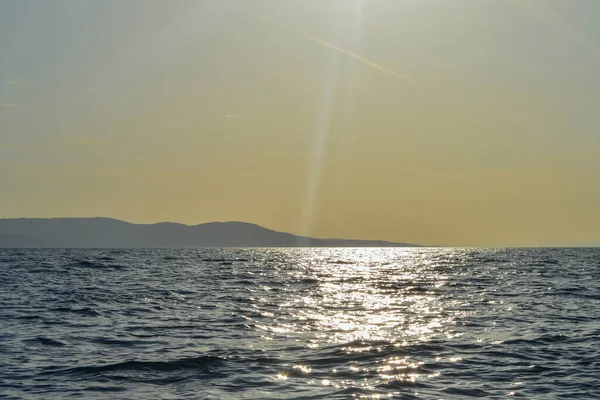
left=1, top=248, right=599, bottom=399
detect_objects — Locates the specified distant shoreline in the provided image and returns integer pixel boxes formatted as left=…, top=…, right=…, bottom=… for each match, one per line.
left=0, top=217, right=418, bottom=248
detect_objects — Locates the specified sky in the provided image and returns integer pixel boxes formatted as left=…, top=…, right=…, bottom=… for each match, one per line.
left=1, top=0, right=599, bottom=247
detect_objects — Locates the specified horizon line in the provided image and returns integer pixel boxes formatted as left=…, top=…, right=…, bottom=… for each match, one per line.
left=1, top=216, right=599, bottom=248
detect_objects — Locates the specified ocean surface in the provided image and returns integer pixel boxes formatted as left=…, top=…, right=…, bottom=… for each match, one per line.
left=1, top=248, right=599, bottom=399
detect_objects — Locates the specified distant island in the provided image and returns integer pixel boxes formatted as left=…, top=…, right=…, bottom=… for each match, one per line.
left=0, top=218, right=418, bottom=248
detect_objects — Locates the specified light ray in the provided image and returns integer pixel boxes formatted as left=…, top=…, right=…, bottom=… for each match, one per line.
left=295, top=7, right=346, bottom=244
left=247, top=4, right=404, bottom=243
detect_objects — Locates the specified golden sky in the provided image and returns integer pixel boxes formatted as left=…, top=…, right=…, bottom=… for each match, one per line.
left=1, top=0, right=599, bottom=246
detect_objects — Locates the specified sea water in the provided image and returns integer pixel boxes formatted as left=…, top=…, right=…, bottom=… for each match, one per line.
left=1, top=248, right=599, bottom=399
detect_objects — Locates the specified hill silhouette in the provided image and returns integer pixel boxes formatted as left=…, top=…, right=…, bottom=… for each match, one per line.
left=0, top=218, right=417, bottom=248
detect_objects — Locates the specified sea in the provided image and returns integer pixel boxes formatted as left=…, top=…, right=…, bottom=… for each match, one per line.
left=1, top=248, right=599, bottom=399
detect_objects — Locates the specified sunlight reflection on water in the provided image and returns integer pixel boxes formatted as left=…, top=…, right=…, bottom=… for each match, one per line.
left=246, top=248, right=470, bottom=392
left=258, top=248, right=457, bottom=342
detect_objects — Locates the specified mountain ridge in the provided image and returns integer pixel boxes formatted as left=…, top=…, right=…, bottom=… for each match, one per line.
left=0, top=217, right=418, bottom=248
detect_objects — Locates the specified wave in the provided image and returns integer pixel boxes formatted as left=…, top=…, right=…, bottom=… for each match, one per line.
left=49, top=307, right=102, bottom=316
left=24, top=337, right=66, bottom=347
left=66, top=260, right=126, bottom=269
left=52, top=355, right=228, bottom=376
left=200, top=258, right=250, bottom=263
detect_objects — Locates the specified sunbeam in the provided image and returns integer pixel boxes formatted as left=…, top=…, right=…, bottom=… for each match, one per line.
left=296, top=9, right=345, bottom=244
left=248, top=2, right=405, bottom=241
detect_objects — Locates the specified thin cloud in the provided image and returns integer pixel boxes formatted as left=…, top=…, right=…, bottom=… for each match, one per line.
left=247, top=11, right=409, bottom=81
left=6, top=77, right=33, bottom=86
left=0, top=103, right=39, bottom=111
left=0, top=140, right=74, bottom=154
left=572, top=147, right=600, bottom=161
left=504, top=0, right=597, bottom=51
left=224, top=114, right=241, bottom=119
left=505, top=0, right=565, bottom=27
left=59, top=135, right=112, bottom=148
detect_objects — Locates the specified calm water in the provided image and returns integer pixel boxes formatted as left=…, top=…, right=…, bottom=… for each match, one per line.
left=1, top=248, right=599, bottom=399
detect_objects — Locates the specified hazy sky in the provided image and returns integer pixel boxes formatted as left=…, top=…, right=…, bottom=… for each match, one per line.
left=1, top=0, right=599, bottom=246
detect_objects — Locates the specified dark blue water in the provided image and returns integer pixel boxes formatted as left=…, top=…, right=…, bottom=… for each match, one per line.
left=1, top=248, right=599, bottom=399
